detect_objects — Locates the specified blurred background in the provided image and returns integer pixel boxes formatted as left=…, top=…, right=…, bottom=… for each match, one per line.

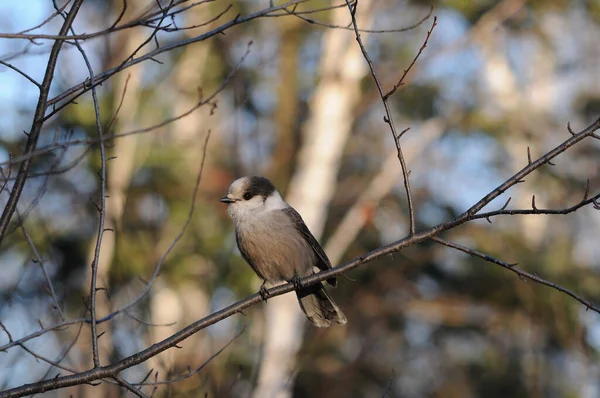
left=0, top=0, right=600, bottom=397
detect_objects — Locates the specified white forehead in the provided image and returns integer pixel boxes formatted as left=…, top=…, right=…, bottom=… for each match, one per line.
left=229, top=177, right=250, bottom=196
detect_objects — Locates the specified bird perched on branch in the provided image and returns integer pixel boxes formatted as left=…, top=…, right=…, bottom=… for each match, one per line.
left=221, top=176, right=347, bottom=328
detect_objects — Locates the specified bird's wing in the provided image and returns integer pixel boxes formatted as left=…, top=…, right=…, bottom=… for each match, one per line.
left=282, top=207, right=337, bottom=287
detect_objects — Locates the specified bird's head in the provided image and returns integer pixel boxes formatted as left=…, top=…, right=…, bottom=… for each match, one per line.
left=221, top=176, right=287, bottom=218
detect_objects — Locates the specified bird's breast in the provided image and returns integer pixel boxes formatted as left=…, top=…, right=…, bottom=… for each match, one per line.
left=236, top=210, right=316, bottom=283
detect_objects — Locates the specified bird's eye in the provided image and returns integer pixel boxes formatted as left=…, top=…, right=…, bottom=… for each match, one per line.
left=243, top=192, right=252, bottom=200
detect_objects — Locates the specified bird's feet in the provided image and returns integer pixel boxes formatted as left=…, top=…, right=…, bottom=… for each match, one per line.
left=291, top=274, right=303, bottom=290
left=259, top=282, right=271, bottom=302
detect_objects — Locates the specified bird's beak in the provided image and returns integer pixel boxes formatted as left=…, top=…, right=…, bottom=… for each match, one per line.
left=220, top=195, right=235, bottom=204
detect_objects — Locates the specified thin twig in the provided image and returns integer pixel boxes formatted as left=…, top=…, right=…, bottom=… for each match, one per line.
left=14, top=342, right=79, bottom=376
left=0, top=318, right=85, bottom=353
left=0, top=159, right=12, bottom=206
left=18, top=0, right=73, bottom=35
left=133, top=327, right=246, bottom=387
left=284, top=4, right=432, bottom=34
left=383, top=16, right=437, bottom=100
left=473, top=192, right=600, bottom=220
left=124, top=311, right=177, bottom=328
left=325, top=118, right=445, bottom=264
left=16, top=210, right=65, bottom=320
left=0, top=60, right=41, bottom=88
left=153, top=4, right=233, bottom=32
left=430, top=237, right=600, bottom=312
left=106, top=74, right=131, bottom=131
left=109, top=0, right=128, bottom=30
left=114, top=376, right=149, bottom=398
left=38, top=321, right=84, bottom=381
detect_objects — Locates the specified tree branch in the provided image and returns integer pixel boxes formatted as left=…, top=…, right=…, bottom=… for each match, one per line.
left=430, top=237, right=600, bottom=312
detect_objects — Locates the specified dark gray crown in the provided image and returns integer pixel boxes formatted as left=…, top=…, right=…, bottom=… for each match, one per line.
left=244, top=176, right=276, bottom=199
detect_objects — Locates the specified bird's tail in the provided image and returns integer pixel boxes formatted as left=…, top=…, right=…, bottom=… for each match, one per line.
left=296, top=283, right=347, bottom=328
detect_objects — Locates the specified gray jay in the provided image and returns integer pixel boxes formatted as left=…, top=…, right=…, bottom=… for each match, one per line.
left=221, top=176, right=347, bottom=328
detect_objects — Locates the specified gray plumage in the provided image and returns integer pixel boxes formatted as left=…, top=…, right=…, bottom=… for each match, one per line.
left=221, top=176, right=347, bottom=328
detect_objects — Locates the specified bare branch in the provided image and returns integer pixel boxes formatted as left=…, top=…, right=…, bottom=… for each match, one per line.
left=0, top=157, right=12, bottom=198
left=14, top=342, right=78, bottom=376
left=430, top=237, right=600, bottom=313
left=109, top=0, right=128, bottom=30
left=18, top=0, right=73, bottom=35
left=383, top=16, right=437, bottom=100
left=0, top=321, right=14, bottom=343
left=0, top=318, right=84, bottom=353
left=463, top=118, right=600, bottom=218
left=133, top=327, right=246, bottom=387
left=284, top=3, right=433, bottom=34
left=17, top=210, right=65, bottom=320
left=114, top=376, right=149, bottom=398
left=473, top=191, right=600, bottom=220
left=38, top=321, right=84, bottom=382
left=0, top=60, right=41, bottom=88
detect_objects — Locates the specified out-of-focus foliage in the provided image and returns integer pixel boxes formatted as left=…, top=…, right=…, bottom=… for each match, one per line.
left=0, top=0, right=599, bottom=397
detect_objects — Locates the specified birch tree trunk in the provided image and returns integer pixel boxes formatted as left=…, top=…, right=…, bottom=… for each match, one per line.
left=253, top=3, right=373, bottom=397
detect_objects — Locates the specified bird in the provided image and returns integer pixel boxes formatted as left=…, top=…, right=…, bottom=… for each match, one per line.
left=221, top=176, right=347, bottom=328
